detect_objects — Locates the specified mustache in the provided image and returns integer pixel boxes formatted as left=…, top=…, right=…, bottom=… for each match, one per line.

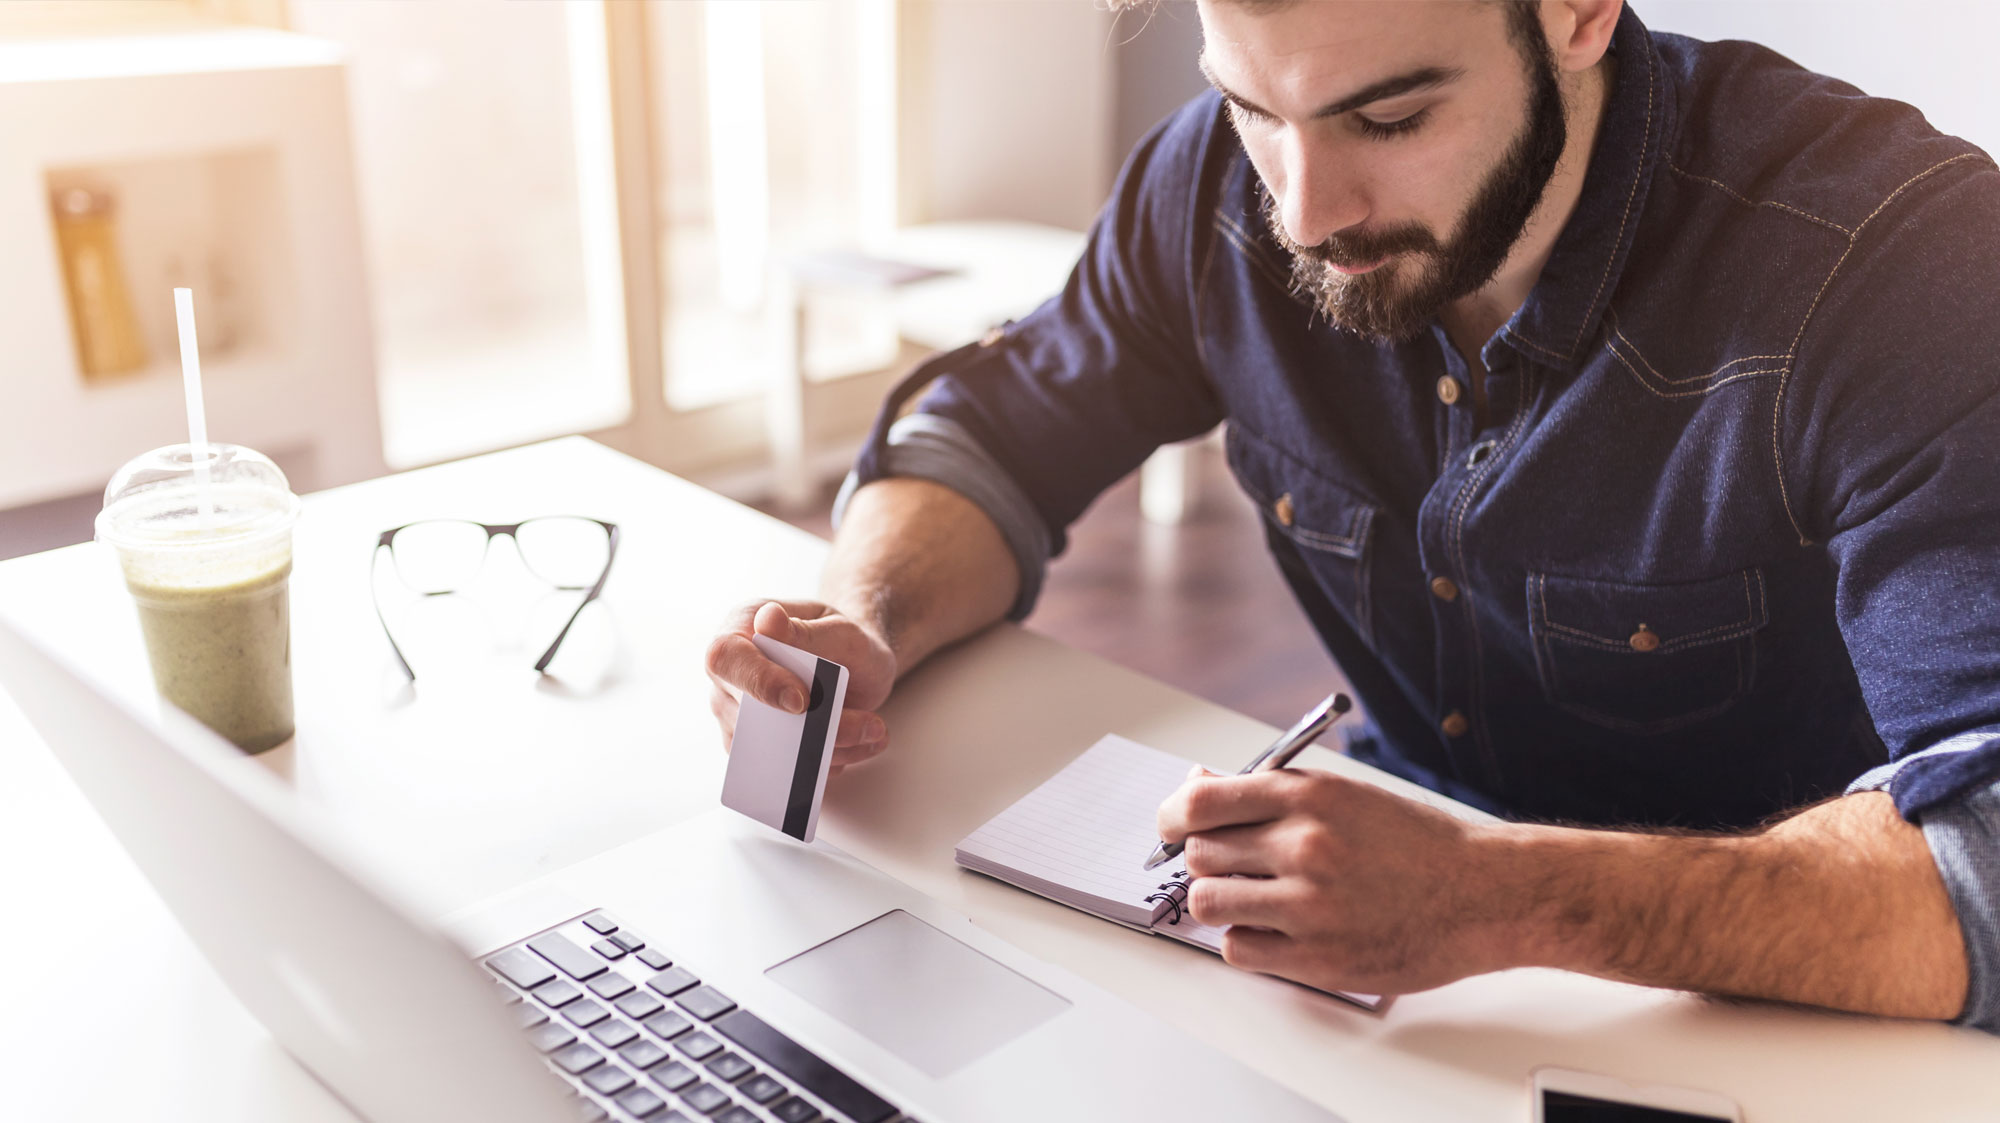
left=1287, top=222, right=1440, bottom=269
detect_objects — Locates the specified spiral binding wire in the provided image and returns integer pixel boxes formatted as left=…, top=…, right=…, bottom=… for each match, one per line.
left=1144, top=869, right=1192, bottom=925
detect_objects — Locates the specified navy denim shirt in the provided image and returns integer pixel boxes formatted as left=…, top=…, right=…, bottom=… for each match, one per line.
left=845, top=8, right=2000, bottom=1026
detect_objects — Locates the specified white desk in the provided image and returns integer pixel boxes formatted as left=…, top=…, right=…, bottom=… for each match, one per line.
left=2, top=438, right=1994, bottom=1121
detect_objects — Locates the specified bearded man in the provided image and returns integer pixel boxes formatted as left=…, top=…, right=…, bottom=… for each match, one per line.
left=705, top=0, right=2000, bottom=1032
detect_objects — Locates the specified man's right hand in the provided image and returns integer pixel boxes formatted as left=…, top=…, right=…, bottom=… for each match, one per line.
left=703, top=599, right=898, bottom=772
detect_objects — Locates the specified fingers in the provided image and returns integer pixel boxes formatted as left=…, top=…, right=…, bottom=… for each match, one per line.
left=1218, top=924, right=1295, bottom=973
left=1180, top=821, right=1283, bottom=878
left=835, top=708, right=886, bottom=750
left=831, top=737, right=889, bottom=770
left=1185, top=874, right=1296, bottom=930
left=705, top=629, right=808, bottom=713
left=1156, top=769, right=1302, bottom=842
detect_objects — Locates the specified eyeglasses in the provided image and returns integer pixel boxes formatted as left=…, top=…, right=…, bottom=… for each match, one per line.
left=370, top=516, right=621, bottom=681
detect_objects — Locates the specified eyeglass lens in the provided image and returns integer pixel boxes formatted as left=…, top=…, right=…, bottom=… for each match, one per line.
left=388, top=518, right=611, bottom=594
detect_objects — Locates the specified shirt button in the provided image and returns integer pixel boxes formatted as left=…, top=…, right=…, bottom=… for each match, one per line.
left=1429, top=576, right=1459, bottom=602
left=1273, top=493, right=1296, bottom=527
left=1629, top=625, right=1661, bottom=653
left=1441, top=711, right=1470, bottom=738
left=1436, top=376, right=1463, bottom=405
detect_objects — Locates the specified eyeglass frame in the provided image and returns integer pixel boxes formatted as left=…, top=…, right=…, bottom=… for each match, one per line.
left=369, top=517, right=622, bottom=681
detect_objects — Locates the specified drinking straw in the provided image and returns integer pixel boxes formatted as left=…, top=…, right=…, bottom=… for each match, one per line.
left=173, top=287, right=213, bottom=527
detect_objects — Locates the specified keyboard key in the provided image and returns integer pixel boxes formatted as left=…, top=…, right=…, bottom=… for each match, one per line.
left=582, top=1062, right=636, bottom=1096
left=675, top=1030, right=723, bottom=1061
left=576, top=1097, right=610, bottom=1123
left=716, top=1107, right=760, bottom=1123
left=675, top=987, right=736, bottom=1022
left=563, top=1000, right=612, bottom=1028
left=591, top=1018, right=640, bottom=1049
left=534, top=979, right=584, bottom=1008
left=769, top=1095, right=820, bottom=1123
left=713, top=1010, right=896, bottom=1123
left=527, top=1021, right=576, bottom=1054
left=737, top=1074, right=785, bottom=1105
left=636, top=949, right=672, bottom=971
left=649, top=1060, right=699, bottom=1092
left=644, top=1010, right=693, bottom=1040
left=515, top=1003, right=550, bottom=1029
left=620, top=1038, right=669, bottom=1070
left=583, top=911, right=621, bottom=935
left=704, top=1052, right=752, bottom=1083
left=588, top=971, right=636, bottom=1000
left=617, top=1086, right=668, bottom=1120
left=677, top=1083, right=730, bottom=1115
left=610, top=930, right=647, bottom=953
left=616, top=989, right=666, bottom=1021
left=647, top=966, right=699, bottom=996
left=551, top=1042, right=605, bottom=1075
left=592, top=938, right=628, bottom=961
left=486, top=946, right=557, bottom=990
left=531, top=933, right=609, bottom=980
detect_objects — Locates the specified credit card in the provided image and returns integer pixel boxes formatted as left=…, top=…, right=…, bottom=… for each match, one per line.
left=719, top=634, right=849, bottom=842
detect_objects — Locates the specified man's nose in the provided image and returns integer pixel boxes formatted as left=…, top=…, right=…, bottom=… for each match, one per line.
left=1281, top=132, right=1369, bottom=248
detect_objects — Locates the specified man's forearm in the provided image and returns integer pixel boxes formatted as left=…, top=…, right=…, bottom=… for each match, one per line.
left=1492, top=791, right=1968, bottom=1018
left=820, top=477, right=1021, bottom=677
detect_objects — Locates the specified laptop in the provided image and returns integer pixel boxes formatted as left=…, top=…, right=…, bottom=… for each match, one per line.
left=0, top=615, right=1344, bottom=1123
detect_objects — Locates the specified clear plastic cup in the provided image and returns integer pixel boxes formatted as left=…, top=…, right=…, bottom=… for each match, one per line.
left=95, top=443, right=301, bottom=753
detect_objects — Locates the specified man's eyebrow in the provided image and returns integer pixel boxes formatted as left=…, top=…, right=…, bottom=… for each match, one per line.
left=1197, top=54, right=1466, bottom=120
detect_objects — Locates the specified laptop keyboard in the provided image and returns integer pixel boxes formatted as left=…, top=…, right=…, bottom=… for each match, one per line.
left=485, top=910, right=910, bottom=1123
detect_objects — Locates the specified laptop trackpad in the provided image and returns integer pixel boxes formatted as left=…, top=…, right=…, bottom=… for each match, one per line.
left=767, top=909, right=1071, bottom=1078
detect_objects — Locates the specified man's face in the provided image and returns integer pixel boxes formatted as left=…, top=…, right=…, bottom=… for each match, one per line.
left=1198, top=0, right=1567, bottom=342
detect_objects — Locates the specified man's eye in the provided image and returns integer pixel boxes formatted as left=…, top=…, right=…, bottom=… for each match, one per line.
left=1355, top=108, right=1431, bottom=140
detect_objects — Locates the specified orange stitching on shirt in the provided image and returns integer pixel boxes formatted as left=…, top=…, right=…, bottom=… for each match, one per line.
left=1771, top=151, right=1993, bottom=545
left=1664, top=162, right=1855, bottom=236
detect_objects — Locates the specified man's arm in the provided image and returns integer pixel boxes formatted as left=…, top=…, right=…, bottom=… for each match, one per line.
left=1158, top=769, right=1970, bottom=1019
left=1507, top=790, right=1966, bottom=1018
left=820, top=475, right=1021, bottom=676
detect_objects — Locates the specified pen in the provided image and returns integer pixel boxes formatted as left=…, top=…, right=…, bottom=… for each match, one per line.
left=1141, top=691, right=1352, bottom=871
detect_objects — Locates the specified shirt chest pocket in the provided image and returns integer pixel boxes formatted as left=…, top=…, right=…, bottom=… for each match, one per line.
left=1225, top=424, right=1380, bottom=643
left=1528, top=569, right=1769, bottom=735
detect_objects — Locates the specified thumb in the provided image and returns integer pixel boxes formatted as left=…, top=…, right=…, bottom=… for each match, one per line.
left=751, top=601, right=797, bottom=645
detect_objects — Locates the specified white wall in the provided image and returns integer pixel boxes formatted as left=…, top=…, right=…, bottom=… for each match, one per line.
left=1639, top=1, right=2000, bottom=158
left=913, top=0, right=1117, bottom=232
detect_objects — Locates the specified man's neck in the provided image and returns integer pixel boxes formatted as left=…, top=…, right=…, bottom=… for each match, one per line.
left=1441, top=54, right=1618, bottom=367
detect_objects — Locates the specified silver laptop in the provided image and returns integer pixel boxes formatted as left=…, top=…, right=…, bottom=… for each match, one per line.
left=0, top=615, right=1343, bottom=1123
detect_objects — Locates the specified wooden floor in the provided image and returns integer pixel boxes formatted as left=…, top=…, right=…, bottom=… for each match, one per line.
left=766, top=441, right=1342, bottom=731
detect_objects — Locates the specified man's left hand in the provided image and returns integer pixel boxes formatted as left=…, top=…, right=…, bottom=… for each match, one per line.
left=1155, top=766, right=1516, bottom=997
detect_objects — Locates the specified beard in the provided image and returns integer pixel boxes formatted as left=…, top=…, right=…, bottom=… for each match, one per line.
left=1263, top=34, right=1569, bottom=343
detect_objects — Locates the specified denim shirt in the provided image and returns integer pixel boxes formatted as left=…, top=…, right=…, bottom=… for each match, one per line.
left=842, top=7, right=2000, bottom=1028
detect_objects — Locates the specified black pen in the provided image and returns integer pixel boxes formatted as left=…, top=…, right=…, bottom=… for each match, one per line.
left=1141, top=692, right=1352, bottom=871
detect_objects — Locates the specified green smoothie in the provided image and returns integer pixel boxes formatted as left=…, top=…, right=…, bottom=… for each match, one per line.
left=127, top=559, right=294, bottom=753
left=98, top=445, right=301, bottom=756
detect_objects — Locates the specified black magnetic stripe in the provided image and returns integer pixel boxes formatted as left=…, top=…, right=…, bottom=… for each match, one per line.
left=781, top=658, right=841, bottom=838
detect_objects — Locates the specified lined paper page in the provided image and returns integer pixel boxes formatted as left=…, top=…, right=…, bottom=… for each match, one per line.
left=955, top=735, right=1195, bottom=927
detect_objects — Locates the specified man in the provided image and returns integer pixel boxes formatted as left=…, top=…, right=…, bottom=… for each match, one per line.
left=705, top=0, right=2000, bottom=1031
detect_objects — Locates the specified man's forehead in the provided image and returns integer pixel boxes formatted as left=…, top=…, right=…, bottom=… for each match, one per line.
left=1197, top=0, right=1506, bottom=105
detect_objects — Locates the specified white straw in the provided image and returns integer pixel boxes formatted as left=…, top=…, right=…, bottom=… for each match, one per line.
left=173, top=288, right=214, bottom=527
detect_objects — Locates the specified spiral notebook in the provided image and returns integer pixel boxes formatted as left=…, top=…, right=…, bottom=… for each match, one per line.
left=955, top=734, right=1381, bottom=1011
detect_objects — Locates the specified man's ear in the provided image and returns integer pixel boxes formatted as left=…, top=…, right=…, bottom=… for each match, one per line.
left=1543, top=0, right=1623, bottom=74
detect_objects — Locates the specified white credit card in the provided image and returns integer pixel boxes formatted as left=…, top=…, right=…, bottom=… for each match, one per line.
left=719, top=634, right=849, bottom=843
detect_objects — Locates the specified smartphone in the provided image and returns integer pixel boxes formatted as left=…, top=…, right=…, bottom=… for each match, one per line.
left=1532, top=1066, right=1743, bottom=1123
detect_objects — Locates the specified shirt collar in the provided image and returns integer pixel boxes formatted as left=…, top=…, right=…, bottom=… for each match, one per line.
left=1493, top=5, right=1669, bottom=371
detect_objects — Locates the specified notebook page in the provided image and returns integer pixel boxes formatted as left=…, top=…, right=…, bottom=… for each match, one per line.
left=955, top=735, right=1195, bottom=928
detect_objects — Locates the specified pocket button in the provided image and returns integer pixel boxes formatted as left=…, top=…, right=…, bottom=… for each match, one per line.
left=1628, top=624, right=1661, bottom=653
left=1430, top=576, right=1459, bottom=602
left=1274, top=493, right=1296, bottom=527
left=1440, top=711, right=1469, bottom=738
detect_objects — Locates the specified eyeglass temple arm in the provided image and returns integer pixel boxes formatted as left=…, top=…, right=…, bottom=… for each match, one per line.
left=370, top=539, right=417, bottom=682
left=534, top=521, right=621, bottom=674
